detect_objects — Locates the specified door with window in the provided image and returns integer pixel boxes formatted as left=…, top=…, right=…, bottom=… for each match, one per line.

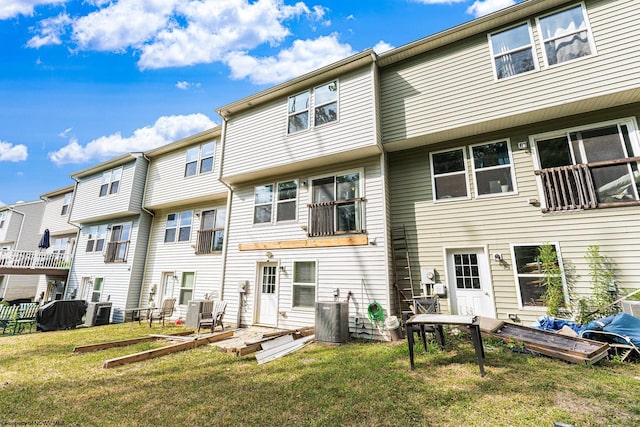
left=446, top=249, right=495, bottom=317
left=256, top=262, right=278, bottom=326
left=158, top=272, right=175, bottom=307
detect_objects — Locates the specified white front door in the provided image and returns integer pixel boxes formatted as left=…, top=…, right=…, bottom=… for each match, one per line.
left=256, top=263, right=278, bottom=326
left=446, top=248, right=495, bottom=318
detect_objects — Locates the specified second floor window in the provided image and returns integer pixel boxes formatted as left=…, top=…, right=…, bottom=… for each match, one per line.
left=61, top=193, right=72, bottom=216
left=309, top=172, right=363, bottom=236
left=0, top=211, right=6, bottom=228
left=86, top=225, right=107, bottom=252
left=489, top=23, right=536, bottom=79
left=537, top=4, right=594, bottom=67
left=470, top=140, right=516, bottom=196
left=52, top=237, right=69, bottom=256
left=253, top=181, right=298, bottom=224
left=99, top=167, right=122, bottom=197
left=105, top=223, right=131, bottom=263
left=185, top=141, right=215, bottom=177
left=164, top=211, right=193, bottom=243
left=287, top=80, right=338, bottom=134
left=196, top=208, right=226, bottom=254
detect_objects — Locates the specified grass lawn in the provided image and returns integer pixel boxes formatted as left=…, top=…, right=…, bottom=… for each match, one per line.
left=1, top=323, right=639, bottom=426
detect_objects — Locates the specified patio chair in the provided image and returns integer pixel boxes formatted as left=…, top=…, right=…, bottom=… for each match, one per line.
left=0, top=305, right=20, bottom=334
left=197, top=300, right=227, bottom=335
left=148, top=297, right=176, bottom=327
left=12, top=303, right=39, bottom=334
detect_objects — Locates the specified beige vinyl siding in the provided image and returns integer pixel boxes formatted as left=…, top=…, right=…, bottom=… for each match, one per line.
left=222, top=67, right=378, bottom=180
left=39, top=191, right=76, bottom=235
left=222, top=156, right=391, bottom=338
left=380, top=0, right=640, bottom=144
left=144, top=140, right=228, bottom=209
left=70, top=160, right=142, bottom=223
left=388, top=107, right=640, bottom=323
left=140, top=201, right=228, bottom=321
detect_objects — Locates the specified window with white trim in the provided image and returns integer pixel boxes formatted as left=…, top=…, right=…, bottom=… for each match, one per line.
left=287, top=80, right=338, bottom=134
left=470, top=140, right=516, bottom=196
left=431, top=148, right=470, bottom=201
left=185, top=141, right=215, bottom=177
left=489, top=22, right=536, bottom=80
left=52, top=237, right=69, bottom=257
left=99, top=167, right=122, bottom=197
left=309, top=172, right=363, bottom=236
left=86, top=225, right=107, bottom=252
left=512, top=243, right=565, bottom=308
left=537, top=3, right=595, bottom=67
left=253, top=181, right=298, bottom=224
left=293, top=261, right=316, bottom=308
left=179, top=272, right=194, bottom=305
left=0, top=211, right=6, bottom=228
left=91, top=277, right=104, bottom=303
left=164, top=211, right=193, bottom=243
left=196, top=208, right=226, bottom=254
left=61, top=193, right=72, bottom=216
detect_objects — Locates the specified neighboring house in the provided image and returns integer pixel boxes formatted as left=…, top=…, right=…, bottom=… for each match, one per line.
left=35, top=185, right=78, bottom=302
left=65, top=153, right=152, bottom=322
left=140, top=127, right=230, bottom=321
left=216, top=51, right=391, bottom=338
left=0, top=200, right=45, bottom=301
left=379, top=0, right=640, bottom=323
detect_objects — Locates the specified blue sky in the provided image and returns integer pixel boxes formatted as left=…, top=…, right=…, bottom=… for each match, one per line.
left=0, top=0, right=518, bottom=206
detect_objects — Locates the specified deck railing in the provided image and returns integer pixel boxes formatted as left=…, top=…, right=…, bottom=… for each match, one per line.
left=307, top=198, right=365, bottom=237
left=195, top=229, right=224, bottom=254
left=0, top=249, right=70, bottom=270
left=535, top=158, right=640, bottom=212
left=104, top=241, right=129, bottom=263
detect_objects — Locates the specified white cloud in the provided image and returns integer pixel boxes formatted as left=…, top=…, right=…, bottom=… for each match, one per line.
left=58, top=127, right=72, bottom=138
left=225, top=34, right=355, bottom=85
left=373, top=41, right=394, bottom=54
left=26, top=13, right=71, bottom=48
left=467, top=0, right=517, bottom=18
left=0, top=140, right=28, bottom=162
left=48, top=113, right=216, bottom=165
left=0, top=0, right=66, bottom=20
left=176, top=81, right=201, bottom=90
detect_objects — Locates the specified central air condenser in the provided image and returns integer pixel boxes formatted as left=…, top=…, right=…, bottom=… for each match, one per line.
left=315, top=301, right=349, bottom=344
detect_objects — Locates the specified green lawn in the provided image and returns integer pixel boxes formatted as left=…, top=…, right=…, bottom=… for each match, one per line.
left=1, top=324, right=639, bottom=426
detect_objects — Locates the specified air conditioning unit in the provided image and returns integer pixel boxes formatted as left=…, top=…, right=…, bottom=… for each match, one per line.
left=315, top=302, right=349, bottom=344
left=622, top=300, right=640, bottom=319
left=186, top=300, right=214, bottom=328
left=84, top=302, right=112, bottom=326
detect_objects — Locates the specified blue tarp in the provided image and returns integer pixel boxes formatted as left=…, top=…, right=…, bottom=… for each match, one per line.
left=583, top=313, right=640, bottom=347
left=531, top=315, right=586, bottom=334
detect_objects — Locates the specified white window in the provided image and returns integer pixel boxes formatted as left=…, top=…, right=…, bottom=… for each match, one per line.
left=91, top=277, right=104, bottom=303
left=196, top=208, right=226, bottom=254
left=512, top=243, right=565, bottom=309
left=253, top=181, right=298, bottom=224
left=537, top=3, right=595, bottom=67
left=0, top=211, right=6, bottom=228
left=164, top=211, right=192, bottom=243
left=309, top=172, right=363, bottom=236
left=287, top=80, right=339, bottom=134
left=179, top=272, right=194, bottom=305
left=489, top=22, right=536, bottom=80
left=431, top=148, right=470, bottom=201
left=293, top=261, right=316, bottom=308
left=185, top=141, right=215, bottom=177
left=61, top=193, right=72, bottom=216
left=52, top=237, right=69, bottom=256
left=86, top=225, right=107, bottom=252
left=99, top=167, right=122, bottom=197
left=470, top=140, right=517, bottom=197
left=105, top=223, right=131, bottom=263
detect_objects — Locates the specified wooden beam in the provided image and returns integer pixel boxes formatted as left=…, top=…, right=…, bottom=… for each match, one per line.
left=73, top=331, right=195, bottom=353
left=103, top=331, right=234, bottom=368
left=239, top=236, right=368, bottom=251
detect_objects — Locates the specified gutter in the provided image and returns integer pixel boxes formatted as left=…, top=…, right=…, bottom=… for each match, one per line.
left=216, top=117, right=233, bottom=307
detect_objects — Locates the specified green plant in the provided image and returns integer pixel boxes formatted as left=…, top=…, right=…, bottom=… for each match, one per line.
left=578, top=245, right=620, bottom=324
left=539, top=243, right=566, bottom=317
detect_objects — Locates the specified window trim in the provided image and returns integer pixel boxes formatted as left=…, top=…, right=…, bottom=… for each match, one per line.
left=469, top=139, right=518, bottom=198
left=313, top=80, right=339, bottom=128
left=86, top=225, right=107, bottom=253
left=195, top=208, right=226, bottom=254
left=430, top=147, right=471, bottom=203
left=292, top=259, right=317, bottom=310
left=99, top=167, right=122, bottom=197
left=164, top=211, right=193, bottom=243
left=253, top=180, right=299, bottom=225
left=184, top=141, right=216, bottom=177
left=510, top=242, right=567, bottom=311
left=535, top=2, right=597, bottom=69
left=287, top=79, right=339, bottom=135
left=91, top=277, right=104, bottom=303
left=287, top=90, right=311, bottom=134
left=0, top=211, right=6, bottom=229
left=488, top=21, right=538, bottom=81
left=61, top=193, right=72, bottom=216
left=179, top=271, right=195, bottom=305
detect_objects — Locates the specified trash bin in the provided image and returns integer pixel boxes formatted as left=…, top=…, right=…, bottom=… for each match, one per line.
left=385, top=315, right=402, bottom=341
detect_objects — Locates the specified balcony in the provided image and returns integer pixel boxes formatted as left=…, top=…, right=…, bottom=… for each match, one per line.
left=195, top=229, right=224, bottom=254
left=0, top=250, right=70, bottom=276
left=535, top=157, right=640, bottom=212
left=307, top=198, right=365, bottom=237
left=104, top=241, right=129, bottom=263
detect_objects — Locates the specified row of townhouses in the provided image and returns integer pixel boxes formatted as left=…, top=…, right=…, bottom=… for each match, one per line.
left=2, top=0, right=639, bottom=339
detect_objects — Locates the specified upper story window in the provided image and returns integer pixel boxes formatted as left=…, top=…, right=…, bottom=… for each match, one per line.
left=534, top=119, right=640, bottom=212
left=86, top=225, right=107, bottom=253
left=287, top=80, right=338, bottom=134
left=185, top=141, right=215, bottom=177
left=164, top=211, right=193, bottom=243
left=309, top=171, right=363, bottom=236
left=52, top=237, right=69, bottom=256
left=537, top=3, right=595, bottom=67
left=489, top=23, right=536, bottom=80
left=512, top=243, right=565, bottom=309
left=470, top=140, right=517, bottom=197
left=61, top=193, right=72, bottom=216
left=105, top=223, right=131, bottom=263
left=99, top=167, right=122, bottom=197
left=196, top=208, right=226, bottom=254
left=431, top=148, right=470, bottom=201
left=253, top=180, right=298, bottom=224
left=0, top=211, right=6, bottom=228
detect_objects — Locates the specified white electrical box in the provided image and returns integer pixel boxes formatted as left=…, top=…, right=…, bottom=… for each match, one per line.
left=238, top=281, right=247, bottom=293
left=434, top=283, right=446, bottom=297
left=421, top=268, right=435, bottom=284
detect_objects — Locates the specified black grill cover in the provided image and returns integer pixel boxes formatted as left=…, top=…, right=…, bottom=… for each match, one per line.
left=37, top=300, right=87, bottom=332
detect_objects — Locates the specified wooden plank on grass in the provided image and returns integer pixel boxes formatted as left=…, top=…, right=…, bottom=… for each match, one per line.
left=73, top=331, right=195, bottom=353
left=103, top=330, right=233, bottom=368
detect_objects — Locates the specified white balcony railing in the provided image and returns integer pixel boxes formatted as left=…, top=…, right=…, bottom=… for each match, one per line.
left=0, top=249, right=71, bottom=270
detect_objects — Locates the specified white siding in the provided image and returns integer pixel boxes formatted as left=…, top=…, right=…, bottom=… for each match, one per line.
left=39, top=191, right=76, bottom=236
left=222, top=156, right=391, bottom=339
left=144, top=139, right=227, bottom=209
left=222, top=67, right=378, bottom=180
left=380, top=0, right=640, bottom=144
